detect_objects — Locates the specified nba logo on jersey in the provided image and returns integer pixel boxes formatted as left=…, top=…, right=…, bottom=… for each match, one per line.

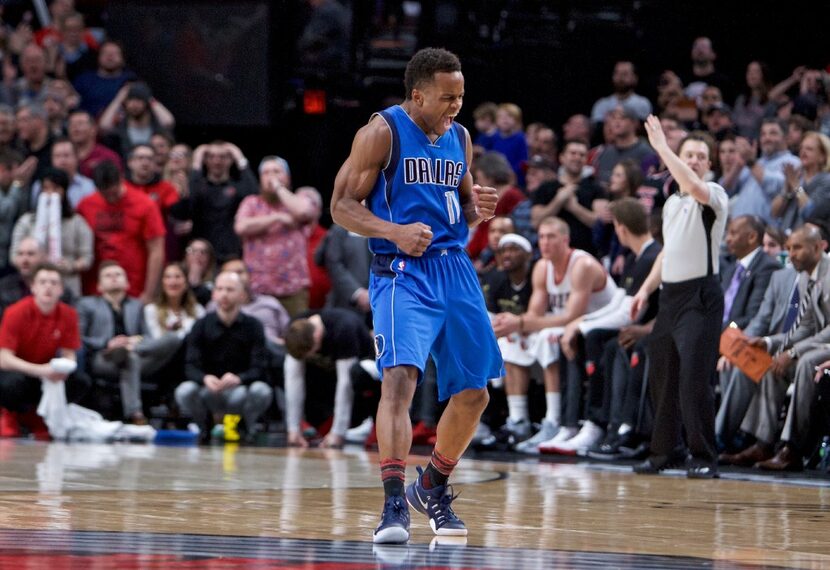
left=397, top=260, right=406, bottom=271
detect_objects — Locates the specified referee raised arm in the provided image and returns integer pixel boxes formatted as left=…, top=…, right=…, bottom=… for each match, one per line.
left=630, top=115, right=728, bottom=479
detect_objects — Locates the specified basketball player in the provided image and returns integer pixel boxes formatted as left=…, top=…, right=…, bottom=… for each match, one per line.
left=330, top=48, right=503, bottom=544
left=492, top=217, right=618, bottom=452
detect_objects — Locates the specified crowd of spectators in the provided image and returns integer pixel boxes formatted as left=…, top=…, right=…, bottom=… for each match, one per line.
left=0, top=1, right=828, bottom=473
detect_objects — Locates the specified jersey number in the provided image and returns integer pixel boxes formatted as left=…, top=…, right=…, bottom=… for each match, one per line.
left=444, top=191, right=461, bottom=225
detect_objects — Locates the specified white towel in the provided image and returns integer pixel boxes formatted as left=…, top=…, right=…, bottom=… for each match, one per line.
left=33, top=192, right=62, bottom=262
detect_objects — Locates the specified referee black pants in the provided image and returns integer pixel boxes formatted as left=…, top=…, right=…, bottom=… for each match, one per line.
left=646, top=275, right=722, bottom=464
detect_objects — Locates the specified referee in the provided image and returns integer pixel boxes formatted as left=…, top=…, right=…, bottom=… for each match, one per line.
left=630, top=116, right=728, bottom=479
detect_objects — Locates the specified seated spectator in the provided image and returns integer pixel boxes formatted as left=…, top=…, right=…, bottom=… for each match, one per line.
left=467, top=151, right=525, bottom=263
left=283, top=307, right=374, bottom=449
left=72, top=40, right=137, bottom=118
left=472, top=101, right=498, bottom=150
left=234, top=156, right=315, bottom=316
left=562, top=114, right=592, bottom=146
left=526, top=123, right=558, bottom=169
left=591, top=61, right=652, bottom=125
left=297, top=186, right=330, bottom=309
left=53, top=11, right=98, bottom=80
left=2, top=43, right=52, bottom=107
left=163, top=143, right=192, bottom=198
left=591, top=105, right=657, bottom=186
left=511, top=154, right=556, bottom=248
left=763, top=225, right=787, bottom=264
left=320, top=224, right=371, bottom=323
left=593, top=158, right=644, bottom=272
left=99, top=82, right=176, bottom=158
left=42, top=85, right=70, bottom=138
left=772, top=131, right=830, bottom=230
left=144, top=262, right=205, bottom=340
left=491, top=217, right=619, bottom=453
left=184, top=238, right=216, bottom=306
left=68, top=110, right=124, bottom=178
left=77, top=160, right=165, bottom=302
left=170, top=141, right=258, bottom=262
left=732, top=61, right=774, bottom=139
left=786, top=114, right=813, bottom=156
left=123, top=143, right=180, bottom=216
left=0, top=237, right=74, bottom=318
left=0, top=105, right=17, bottom=153
left=16, top=103, right=54, bottom=184
left=718, top=134, right=784, bottom=224
left=216, top=258, right=290, bottom=347
left=30, top=138, right=96, bottom=208
left=0, top=262, right=89, bottom=438
left=532, top=140, right=605, bottom=256
left=150, top=131, right=174, bottom=175
left=474, top=215, right=514, bottom=275
left=479, top=103, right=529, bottom=186
left=729, top=226, right=830, bottom=471
left=175, top=271, right=273, bottom=442
left=758, top=118, right=801, bottom=177
left=0, top=149, right=25, bottom=273
left=701, top=103, right=736, bottom=141
left=11, top=167, right=93, bottom=296
left=79, top=262, right=179, bottom=424
left=142, top=262, right=206, bottom=394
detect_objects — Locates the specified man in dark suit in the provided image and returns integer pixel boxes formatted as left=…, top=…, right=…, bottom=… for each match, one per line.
left=730, top=225, right=830, bottom=470
left=720, top=215, right=780, bottom=330
left=78, top=261, right=177, bottom=424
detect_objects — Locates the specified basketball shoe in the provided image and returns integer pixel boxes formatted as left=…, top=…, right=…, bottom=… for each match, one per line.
left=406, top=466, right=467, bottom=536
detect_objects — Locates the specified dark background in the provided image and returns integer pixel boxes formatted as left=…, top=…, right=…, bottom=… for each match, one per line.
left=27, top=0, right=830, bottom=223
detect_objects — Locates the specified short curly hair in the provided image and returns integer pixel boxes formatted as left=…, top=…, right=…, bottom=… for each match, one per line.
left=404, top=47, right=462, bottom=100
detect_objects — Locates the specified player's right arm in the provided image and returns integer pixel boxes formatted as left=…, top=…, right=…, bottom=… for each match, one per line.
left=331, top=117, right=433, bottom=256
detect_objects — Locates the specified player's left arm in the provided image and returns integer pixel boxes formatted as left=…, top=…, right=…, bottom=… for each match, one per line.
left=522, top=257, right=598, bottom=331
left=458, top=127, right=497, bottom=227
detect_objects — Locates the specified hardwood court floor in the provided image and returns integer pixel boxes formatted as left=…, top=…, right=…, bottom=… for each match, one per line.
left=0, top=440, right=829, bottom=568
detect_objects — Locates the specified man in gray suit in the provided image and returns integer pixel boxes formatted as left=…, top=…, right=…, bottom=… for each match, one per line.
left=321, top=224, right=372, bottom=323
left=726, top=225, right=830, bottom=470
left=78, top=261, right=178, bottom=424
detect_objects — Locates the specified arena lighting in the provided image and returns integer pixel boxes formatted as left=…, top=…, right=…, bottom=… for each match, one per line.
left=304, top=89, right=327, bottom=115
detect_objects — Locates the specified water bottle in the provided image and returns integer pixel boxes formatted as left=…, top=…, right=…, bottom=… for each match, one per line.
left=777, top=250, right=789, bottom=267
left=819, top=436, right=830, bottom=472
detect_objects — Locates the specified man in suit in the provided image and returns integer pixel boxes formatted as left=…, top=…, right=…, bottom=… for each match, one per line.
left=320, top=224, right=372, bottom=324
left=717, top=264, right=798, bottom=451
left=720, top=216, right=780, bottom=330
left=78, top=261, right=178, bottom=424
left=728, top=225, right=830, bottom=470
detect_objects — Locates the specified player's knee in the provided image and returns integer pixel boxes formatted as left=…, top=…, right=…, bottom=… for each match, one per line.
left=454, top=387, right=489, bottom=412
left=380, top=366, right=417, bottom=406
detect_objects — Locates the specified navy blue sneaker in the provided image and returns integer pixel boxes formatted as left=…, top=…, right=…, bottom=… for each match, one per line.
left=373, top=495, right=410, bottom=544
left=405, top=466, right=467, bottom=536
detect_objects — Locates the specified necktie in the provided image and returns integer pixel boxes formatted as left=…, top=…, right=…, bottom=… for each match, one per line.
left=778, top=284, right=800, bottom=334
left=779, top=278, right=816, bottom=353
left=722, top=264, right=746, bottom=325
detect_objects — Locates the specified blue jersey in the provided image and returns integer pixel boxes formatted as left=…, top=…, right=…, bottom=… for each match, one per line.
left=367, top=105, right=469, bottom=255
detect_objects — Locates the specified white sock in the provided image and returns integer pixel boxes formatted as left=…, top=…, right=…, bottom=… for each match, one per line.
left=507, top=395, right=529, bottom=423
left=544, top=392, right=561, bottom=425
left=618, top=423, right=632, bottom=435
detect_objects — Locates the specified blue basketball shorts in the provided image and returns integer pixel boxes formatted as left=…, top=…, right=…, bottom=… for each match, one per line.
left=369, top=247, right=504, bottom=401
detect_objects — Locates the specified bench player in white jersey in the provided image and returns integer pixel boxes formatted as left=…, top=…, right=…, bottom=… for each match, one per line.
left=493, top=216, right=618, bottom=452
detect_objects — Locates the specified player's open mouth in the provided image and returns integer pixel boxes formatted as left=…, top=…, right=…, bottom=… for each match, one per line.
left=443, top=115, right=456, bottom=129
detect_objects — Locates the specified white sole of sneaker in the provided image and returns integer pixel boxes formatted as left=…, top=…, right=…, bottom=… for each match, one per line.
left=430, top=519, right=468, bottom=536
left=373, top=526, right=410, bottom=544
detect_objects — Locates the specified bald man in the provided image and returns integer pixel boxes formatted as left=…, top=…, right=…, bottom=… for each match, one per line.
left=733, top=225, right=830, bottom=471
left=175, top=271, right=273, bottom=442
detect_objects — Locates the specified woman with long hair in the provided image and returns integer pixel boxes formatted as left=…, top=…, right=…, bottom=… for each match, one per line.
left=144, top=262, right=205, bottom=340
left=10, top=167, right=93, bottom=296
left=771, top=131, right=830, bottom=230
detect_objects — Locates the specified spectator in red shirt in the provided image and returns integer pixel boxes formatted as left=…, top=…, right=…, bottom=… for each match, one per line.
left=124, top=143, right=180, bottom=216
left=77, top=160, right=165, bottom=302
left=67, top=110, right=124, bottom=178
left=0, top=262, right=89, bottom=437
left=297, top=186, right=330, bottom=309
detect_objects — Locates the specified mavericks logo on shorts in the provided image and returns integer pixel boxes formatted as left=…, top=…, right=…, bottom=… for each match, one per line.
left=374, top=334, right=386, bottom=359
left=397, top=260, right=406, bottom=272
